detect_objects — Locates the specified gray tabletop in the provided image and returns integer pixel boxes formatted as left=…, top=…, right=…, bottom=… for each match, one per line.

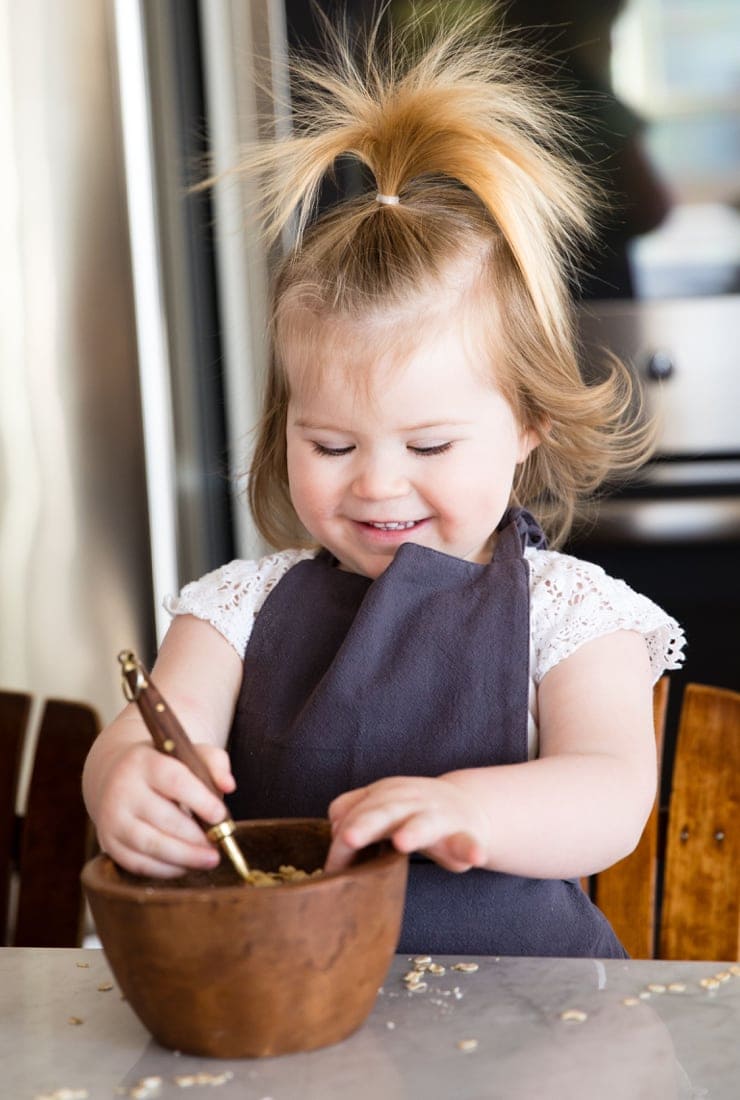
left=2, top=948, right=739, bottom=1099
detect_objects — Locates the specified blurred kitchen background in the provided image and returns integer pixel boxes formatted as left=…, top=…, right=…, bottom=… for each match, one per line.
left=1, top=0, right=739, bottom=766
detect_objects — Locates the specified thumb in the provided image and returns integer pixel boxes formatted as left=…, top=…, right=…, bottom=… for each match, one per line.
left=447, top=832, right=485, bottom=869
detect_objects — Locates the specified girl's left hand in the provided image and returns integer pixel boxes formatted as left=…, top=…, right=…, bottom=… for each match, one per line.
left=325, top=776, right=490, bottom=874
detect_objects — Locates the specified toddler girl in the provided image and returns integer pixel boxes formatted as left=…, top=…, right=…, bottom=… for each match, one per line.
left=83, top=18, right=684, bottom=957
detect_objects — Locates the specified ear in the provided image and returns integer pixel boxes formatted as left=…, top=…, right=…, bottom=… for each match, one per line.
left=516, top=424, right=541, bottom=464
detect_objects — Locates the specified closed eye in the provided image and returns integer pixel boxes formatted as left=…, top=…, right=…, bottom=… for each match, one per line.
left=408, top=442, right=453, bottom=456
left=311, top=442, right=355, bottom=457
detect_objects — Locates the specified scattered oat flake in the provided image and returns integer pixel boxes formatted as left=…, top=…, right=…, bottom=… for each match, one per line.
left=647, top=983, right=666, bottom=994
left=67, top=1016, right=83, bottom=1025
left=97, top=981, right=114, bottom=991
left=428, top=963, right=446, bottom=975
left=408, top=981, right=428, bottom=992
left=638, top=991, right=651, bottom=1000
left=75, top=961, right=90, bottom=968
left=452, top=962, right=479, bottom=972
left=668, top=983, right=686, bottom=993
left=456, top=1038, right=479, bottom=1052
left=127, top=1077, right=163, bottom=1099
left=34, top=1091, right=89, bottom=1100
left=715, top=971, right=731, bottom=982
left=174, top=1072, right=234, bottom=1088
left=729, top=965, right=740, bottom=977
left=412, top=955, right=432, bottom=966
left=700, top=978, right=720, bottom=990
left=560, top=1009, right=588, bottom=1022
left=622, top=997, right=640, bottom=1006
left=386, top=1020, right=396, bottom=1029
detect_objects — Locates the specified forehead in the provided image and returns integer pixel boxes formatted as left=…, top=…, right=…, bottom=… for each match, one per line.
left=275, top=297, right=498, bottom=401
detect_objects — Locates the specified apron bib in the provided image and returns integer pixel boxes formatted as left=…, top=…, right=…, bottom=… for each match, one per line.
left=227, top=509, right=626, bottom=957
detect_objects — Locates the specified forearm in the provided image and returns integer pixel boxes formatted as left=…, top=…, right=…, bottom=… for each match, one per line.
left=443, top=752, right=655, bottom=880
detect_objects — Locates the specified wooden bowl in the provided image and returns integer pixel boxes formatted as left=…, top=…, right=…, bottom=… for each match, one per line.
left=82, top=819, right=407, bottom=1058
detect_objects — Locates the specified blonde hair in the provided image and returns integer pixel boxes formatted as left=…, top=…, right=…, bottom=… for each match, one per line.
left=232, top=10, right=651, bottom=549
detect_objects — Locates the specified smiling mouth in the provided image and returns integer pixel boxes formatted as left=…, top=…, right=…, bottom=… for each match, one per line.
left=362, top=520, right=421, bottom=530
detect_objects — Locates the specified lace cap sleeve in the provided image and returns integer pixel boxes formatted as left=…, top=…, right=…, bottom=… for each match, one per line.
left=528, top=549, right=686, bottom=684
left=163, top=548, right=315, bottom=658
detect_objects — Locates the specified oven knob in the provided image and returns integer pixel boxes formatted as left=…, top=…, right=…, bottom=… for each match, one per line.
left=645, top=350, right=675, bottom=380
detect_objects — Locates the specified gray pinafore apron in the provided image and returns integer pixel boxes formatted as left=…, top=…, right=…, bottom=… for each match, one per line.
left=227, top=509, right=627, bottom=957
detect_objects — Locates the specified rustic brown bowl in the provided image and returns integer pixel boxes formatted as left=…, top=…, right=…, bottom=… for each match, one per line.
left=81, top=819, right=408, bottom=1058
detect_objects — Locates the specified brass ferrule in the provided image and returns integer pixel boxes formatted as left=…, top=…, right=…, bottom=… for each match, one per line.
left=206, top=819, right=236, bottom=843
left=206, top=819, right=250, bottom=880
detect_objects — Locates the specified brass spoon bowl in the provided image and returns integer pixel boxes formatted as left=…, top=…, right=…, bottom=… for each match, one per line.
left=82, top=818, right=408, bottom=1058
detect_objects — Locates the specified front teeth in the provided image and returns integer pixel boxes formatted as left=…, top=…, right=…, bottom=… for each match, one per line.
left=368, top=521, right=417, bottom=530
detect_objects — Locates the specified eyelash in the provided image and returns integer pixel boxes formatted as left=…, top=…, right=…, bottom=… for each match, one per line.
left=409, top=442, right=453, bottom=456
left=311, top=443, right=354, bottom=457
left=311, top=442, right=453, bottom=457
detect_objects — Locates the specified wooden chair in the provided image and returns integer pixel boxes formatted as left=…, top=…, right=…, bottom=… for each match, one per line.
left=592, top=681, right=740, bottom=961
left=0, top=691, right=99, bottom=946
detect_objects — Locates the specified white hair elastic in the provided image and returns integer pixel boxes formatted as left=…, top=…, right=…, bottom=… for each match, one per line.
left=376, top=193, right=400, bottom=205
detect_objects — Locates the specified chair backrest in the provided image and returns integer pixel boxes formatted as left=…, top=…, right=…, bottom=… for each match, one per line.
left=592, top=680, right=740, bottom=961
left=659, top=683, right=740, bottom=961
left=0, top=691, right=99, bottom=946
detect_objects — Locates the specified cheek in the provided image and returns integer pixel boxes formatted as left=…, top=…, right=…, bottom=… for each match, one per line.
left=287, top=452, right=333, bottom=519
left=286, top=440, right=312, bottom=507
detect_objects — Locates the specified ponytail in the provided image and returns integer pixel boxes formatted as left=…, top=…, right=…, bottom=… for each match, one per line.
left=236, top=11, right=592, bottom=347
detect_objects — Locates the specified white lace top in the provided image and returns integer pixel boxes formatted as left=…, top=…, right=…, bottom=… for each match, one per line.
left=164, top=547, right=685, bottom=757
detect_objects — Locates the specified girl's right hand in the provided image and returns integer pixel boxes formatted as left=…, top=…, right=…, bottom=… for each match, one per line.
left=92, top=740, right=236, bottom=878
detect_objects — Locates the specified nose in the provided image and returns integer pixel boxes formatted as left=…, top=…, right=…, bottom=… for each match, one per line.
left=350, top=453, right=410, bottom=501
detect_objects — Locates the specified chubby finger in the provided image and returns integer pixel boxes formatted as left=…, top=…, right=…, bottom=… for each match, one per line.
left=328, top=786, right=368, bottom=826
left=195, top=744, right=236, bottom=795
left=334, top=796, right=424, bottom=852
left=147, top=754, right=228, bottom=826
left=323, top=832, right=359, bottom=874
left=106, top=812, right=220, bottom=877
left=325, top=791, right=415, bottom=872
left=390, top=810, right=475, bottom=855
left=141, top=790, right=216, bottom=849
left=425, top=832, right=487, bottom=873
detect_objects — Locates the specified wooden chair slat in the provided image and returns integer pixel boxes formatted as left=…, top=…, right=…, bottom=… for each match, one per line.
left=659, top=684, right=740, bottom=961
left=0, top=692, right=31, bottom=944
left=591, top=676, right=669, bottom=958
left=13, top=698, right=99, bottom=947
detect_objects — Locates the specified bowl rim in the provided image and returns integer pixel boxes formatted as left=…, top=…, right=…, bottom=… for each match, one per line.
left=81, top=817, right=408, bottom=902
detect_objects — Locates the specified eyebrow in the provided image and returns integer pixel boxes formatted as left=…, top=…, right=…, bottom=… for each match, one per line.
left=293, top=419, right=471, bottom=432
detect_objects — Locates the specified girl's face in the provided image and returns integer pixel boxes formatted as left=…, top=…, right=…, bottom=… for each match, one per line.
left=285, top=323, right=537, bottom=579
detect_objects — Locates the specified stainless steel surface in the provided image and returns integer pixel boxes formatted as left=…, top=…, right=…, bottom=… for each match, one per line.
left=579, top=294, right=740, bottom=540
left=113, top=0, right=180, bottom=641
left=199, top=0, right=290, bottom=561
left=3, top=948, right=740, bottom=1098
left=0, top=0, right=154, bottom=725
left=580, top=295, right=740, bottom=460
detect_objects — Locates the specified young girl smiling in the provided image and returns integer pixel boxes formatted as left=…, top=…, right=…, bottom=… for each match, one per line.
left=83, top=17, right=683, bottom=956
